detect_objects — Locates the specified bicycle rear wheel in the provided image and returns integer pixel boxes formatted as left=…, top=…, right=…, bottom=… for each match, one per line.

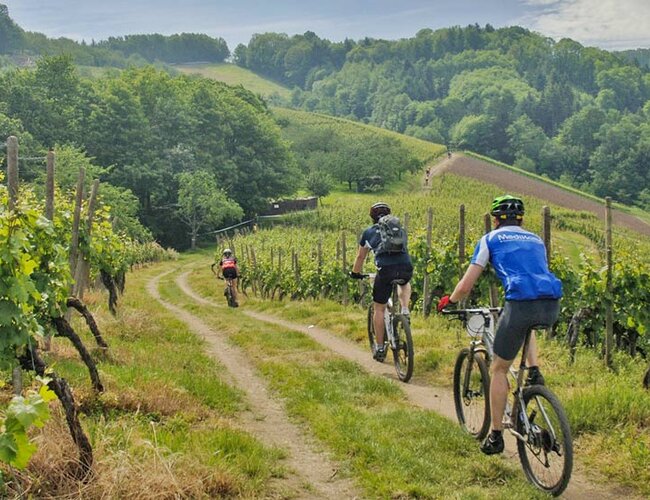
left=392, top=315, right=414, bottom=382
left=453, top=348, right=490, bottom=439
left=515, top=385, right=573, bottom=497
left=225, top=285, right=236, bottom=307
left=367, top=304, right=377, bottom=353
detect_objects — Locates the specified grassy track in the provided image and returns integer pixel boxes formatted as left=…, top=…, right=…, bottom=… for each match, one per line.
left=160, top=258, right=544, bottom=498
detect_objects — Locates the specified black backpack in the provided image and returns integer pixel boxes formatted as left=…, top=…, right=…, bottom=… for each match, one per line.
left=376, top=215, right=407, bottom=254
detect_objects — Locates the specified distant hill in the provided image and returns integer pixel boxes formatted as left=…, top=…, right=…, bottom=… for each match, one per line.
left=234, top=26, right=650, bottom=210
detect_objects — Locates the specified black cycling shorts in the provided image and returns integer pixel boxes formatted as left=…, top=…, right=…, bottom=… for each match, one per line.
left=494, top=299, right=560, bottom=360
left=373, top=263, right=413, bottom=304
left=222, top=267, right=238, bottom=279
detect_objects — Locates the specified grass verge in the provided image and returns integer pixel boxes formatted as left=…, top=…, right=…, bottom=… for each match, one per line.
left=2, top=258, right=287, bottom=499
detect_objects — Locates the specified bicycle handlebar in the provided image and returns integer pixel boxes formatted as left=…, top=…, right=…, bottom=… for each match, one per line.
left=441, top=307, right=502, bottom=317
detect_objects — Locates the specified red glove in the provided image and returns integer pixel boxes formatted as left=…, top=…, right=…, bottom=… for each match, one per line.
left=437, top=295, right=457, bottom=313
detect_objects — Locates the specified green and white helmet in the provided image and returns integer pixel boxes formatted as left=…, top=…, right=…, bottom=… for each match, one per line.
left=490, top=195, right=524, bottom=220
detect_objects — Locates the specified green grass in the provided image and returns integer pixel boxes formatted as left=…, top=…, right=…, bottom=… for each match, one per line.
left=273, top=107, right=447, bottom=164
left=162, top=265, right=544, bottom=498
left=175, top=62, right=291, bottom=98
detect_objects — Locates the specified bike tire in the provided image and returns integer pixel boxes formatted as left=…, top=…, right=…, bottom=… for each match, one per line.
left=515, top=385, right=573, bottom=497
left=392, top=315, right=414, bottom=382
left=452, top=348, right=491, bottom=439
left=367, top=304, right=377, bottom=353
left=225, top=286, right=235, bottom=308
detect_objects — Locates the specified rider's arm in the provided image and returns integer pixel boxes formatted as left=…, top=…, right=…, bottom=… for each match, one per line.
left=449, top=263, right=484, bottom=303
left=352, top=245, right=370, bottom=274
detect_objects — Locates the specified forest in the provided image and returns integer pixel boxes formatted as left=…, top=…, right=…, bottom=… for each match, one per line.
left=0, top=4, right=229, bottom=67
left=234, top=25, right=650, bottom=209
left=0, top=55, right=297, bottom=248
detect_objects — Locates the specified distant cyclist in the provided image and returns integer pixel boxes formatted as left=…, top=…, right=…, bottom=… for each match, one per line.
left=350, top=202, right=413, bottom=362
left=211, top=248, right=240, bottom=307
left=437, top=195, right=562, bottom=455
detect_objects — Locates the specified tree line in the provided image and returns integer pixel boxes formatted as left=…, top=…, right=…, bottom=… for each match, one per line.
left=0, top=56, right=298, bottom=248
left=0, top=4, right=229, bottom=66
left=235, top=25, right=650, bottom=209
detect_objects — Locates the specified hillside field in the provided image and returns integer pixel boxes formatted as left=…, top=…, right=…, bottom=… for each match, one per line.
left=175, top=62, right=291, bottom=98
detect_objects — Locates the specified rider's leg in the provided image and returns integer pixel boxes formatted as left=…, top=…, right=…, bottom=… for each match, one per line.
left=489, top=355, right=514, bottom=432
left=373, top=301, right=386, bottom=345
left=397, top=282, right=411, bottom=313
left=525, top=330, right=539, bottom=367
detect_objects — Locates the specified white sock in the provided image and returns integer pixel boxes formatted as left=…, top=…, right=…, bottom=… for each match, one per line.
left=401, top=306, right=409, bottom=315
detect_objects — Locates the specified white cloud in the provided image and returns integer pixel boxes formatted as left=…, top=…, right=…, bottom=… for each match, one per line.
left=518, top=0, right=650, bottom=49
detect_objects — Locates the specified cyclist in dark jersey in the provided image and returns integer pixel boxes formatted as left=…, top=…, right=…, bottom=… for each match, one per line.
left=211, top=249, right=239, bottom=307
left=437, top=195, right=562, bottom=455
left=350, top=202, right=413, bottom=362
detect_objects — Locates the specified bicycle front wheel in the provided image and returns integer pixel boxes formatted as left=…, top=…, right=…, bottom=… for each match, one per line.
left=453, top=348, right=490, bottom=439
left=392, top=315, right=414, bottom=382
left=515, top=385, right=573, bottom=497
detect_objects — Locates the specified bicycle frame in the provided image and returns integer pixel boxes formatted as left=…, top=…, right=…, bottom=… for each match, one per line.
left=444, top=307, right=549, bottom=444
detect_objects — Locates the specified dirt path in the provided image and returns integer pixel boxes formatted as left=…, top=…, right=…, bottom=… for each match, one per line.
left=176, top=271, right=640, bottom=500
left=147, top=270, right=361, bottom=500
left=436, top=154, right=650, bottom=236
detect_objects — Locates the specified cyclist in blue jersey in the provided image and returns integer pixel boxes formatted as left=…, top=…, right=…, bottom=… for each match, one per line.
left=350, top=202, right=413, bottom=362
left=437, top=195, right=562, bottom=455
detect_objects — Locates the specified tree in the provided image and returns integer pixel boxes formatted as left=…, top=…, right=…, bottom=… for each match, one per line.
left=305, top=170, right=333, bottom=205
left=176, top=170, right=243, bottom=249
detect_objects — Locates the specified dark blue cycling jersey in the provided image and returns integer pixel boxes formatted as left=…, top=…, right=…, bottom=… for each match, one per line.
left=360, top=225, right=411, bottom=269
left=471, top=225, right=562, bottom=301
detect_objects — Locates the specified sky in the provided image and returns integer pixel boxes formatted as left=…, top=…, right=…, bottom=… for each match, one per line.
left=3, top=0, right=650, bottom=52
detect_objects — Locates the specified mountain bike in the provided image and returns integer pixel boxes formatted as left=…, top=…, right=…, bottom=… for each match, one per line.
left=443, top=307, right=573, bottom=496
left=363, top=274, right=414, bottom=382
left=211, top=264, right=239, bottom=308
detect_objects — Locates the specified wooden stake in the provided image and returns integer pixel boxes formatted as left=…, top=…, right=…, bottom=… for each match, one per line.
left=542, top=206, right=551, bottom=263
left=423, top=207, right=433, bottom=316
left=484, top=214, right=499, bottom=308
left=605, top=197, right=614, bottom=368
left=7, top=136, right=18, bottom=210
left=46, top=150, right=55, bottom=220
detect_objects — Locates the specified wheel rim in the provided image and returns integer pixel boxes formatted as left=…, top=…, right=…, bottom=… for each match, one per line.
left=457, top=354, right=488, bottom=436
left=520, top=394, right=570, bottom=492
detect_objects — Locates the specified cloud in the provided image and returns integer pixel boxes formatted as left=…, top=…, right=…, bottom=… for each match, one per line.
left=518, top=0, right=650, bottom=49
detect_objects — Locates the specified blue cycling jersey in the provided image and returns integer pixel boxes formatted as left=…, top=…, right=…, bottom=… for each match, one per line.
left=360, top=225, right=411, bottom=269
left=471, top=225, right=562, bottom=301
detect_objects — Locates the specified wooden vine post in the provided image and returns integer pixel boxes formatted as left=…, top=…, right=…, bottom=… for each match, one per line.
left=605, top=197, right=614, bottom=369
left=542, top=206, right=551, bottom=264
left=7, top=136, right=22, bottom=394
left=484, top=214, right=499, bottom=308
left=43, top=150, right=55, bottom=350
left=69, top=167, right=85, bottom=278
left=73, top=179, right=99, bottom=300
left=459, top=204, right=466, bottom=276
left=342, top=232, right=348, bottom=305
left=423, top=207, right=433, bottom=316
left=45, top=150, right=55, bottom=220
